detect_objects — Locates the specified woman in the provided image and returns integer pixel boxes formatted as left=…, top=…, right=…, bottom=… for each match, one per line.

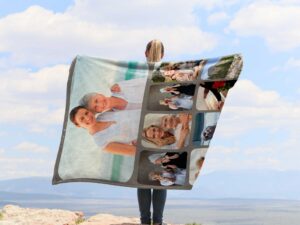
left=79, top=78, right=146, bottom=113
left=142, top=125, right=176, bottom=147
left=69, top=106, right=139, bottom=156
left=159, top=94, right=193, bottom=110
left=162, top=66, right=200, bottom=82
left=137, top=39, right=167, bottom=225
left=149, top=168, right=186, bottom=186
left=148, top=152, right=188, bottom=170
left=160, top=84, right=195, bottom=96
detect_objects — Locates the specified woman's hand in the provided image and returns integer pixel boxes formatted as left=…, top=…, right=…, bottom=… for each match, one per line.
left=217, top=101, right=224, bottom=110
left=131, top=140, right=137, bottom=146
left=179, top=113, right=189, bottom=124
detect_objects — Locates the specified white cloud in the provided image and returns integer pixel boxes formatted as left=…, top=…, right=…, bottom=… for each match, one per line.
left=0, top=156, right=54, bottom=179
left=13, top=142, right=49, bottom=153
left=207, top=12, right=229, bottom=24
left=197, top=0, right=240, bottom=10
left=284, top=57, right=300, bottom=69
left=0, top=4, right=218, bottom=67
left=215, top=79, right=300, bottom=138
left=0, top=64, right=67, bottom=126
left=210, top=145, right=239, bottom=154
left=271, top=57, right=300, bottom=72
left=201, top=79, right=300, bottom=171
left=228, top=1, right=300, bottom=51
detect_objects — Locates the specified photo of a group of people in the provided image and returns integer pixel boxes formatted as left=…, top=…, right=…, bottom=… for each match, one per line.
left=138, top=151, right=188, bottom=186
left=151, top=60, right=204, bottom=83
left=147, top=84, right=196, bottom=111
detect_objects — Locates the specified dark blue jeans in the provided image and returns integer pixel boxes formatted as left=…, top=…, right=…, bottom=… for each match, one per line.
left=137, top=188, right=167, bottom=224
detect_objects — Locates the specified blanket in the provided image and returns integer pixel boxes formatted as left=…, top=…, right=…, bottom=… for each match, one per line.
left=52, top=54, right=243, bottom=189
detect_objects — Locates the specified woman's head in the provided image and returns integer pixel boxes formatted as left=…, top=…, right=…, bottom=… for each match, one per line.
left=142, top=125, right=176, bottom=147
left=149, top=171, right=161, bottom=181
left=79, top=93, right=110, bottom=113
left=143, top=125, right=165, bottom=139
left=161, top=115, right=179, bottom=129
left=163, top=70, right=175, bottom=77
left=145, top=39, right=164, bottom=62
left=69, top=106, right=96, bottom=129
left=148, top=153, right=166, bottom=164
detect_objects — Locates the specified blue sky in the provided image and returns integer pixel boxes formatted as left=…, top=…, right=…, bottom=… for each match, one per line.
left=0, top=0, right=300, bottom=182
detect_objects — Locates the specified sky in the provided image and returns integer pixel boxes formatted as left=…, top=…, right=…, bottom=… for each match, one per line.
left=0, top=0, right=300, bottom=183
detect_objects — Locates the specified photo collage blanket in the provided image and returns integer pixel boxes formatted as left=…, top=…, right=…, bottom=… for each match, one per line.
left=52, top=54, right=243, bottom=189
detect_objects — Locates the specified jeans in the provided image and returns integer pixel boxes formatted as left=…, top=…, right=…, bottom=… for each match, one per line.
left=137, top=188, right=167, bottom=224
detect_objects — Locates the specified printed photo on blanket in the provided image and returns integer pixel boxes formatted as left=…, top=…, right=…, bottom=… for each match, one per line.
left=138, top=150, right=188, bottom=187
left=196, top=80, right=236, bottom=111
left=189, top=148, right=207, bottom=185
left=141, top=113, right=192, bottom=149
left=192, top=112, right=220, bottom=147
left=147, top=83, right=196, bottom=111
left=199, top=54, right=243, bottom=81
left=151, top=60, right=205, bottom=83
left=55, top=56, right=148, bottom=184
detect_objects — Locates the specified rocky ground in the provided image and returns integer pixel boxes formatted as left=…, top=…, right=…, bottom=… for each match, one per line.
left=0, top=205, right=180, bottom=225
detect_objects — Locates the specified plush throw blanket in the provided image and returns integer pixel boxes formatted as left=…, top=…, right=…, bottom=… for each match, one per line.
left=52, top=54, right=243, bottom=189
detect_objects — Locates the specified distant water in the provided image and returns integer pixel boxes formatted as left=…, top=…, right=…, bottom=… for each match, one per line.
left=1, top=198, right=300, bottom=225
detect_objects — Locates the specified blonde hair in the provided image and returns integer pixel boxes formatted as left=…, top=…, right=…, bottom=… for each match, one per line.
left=145, top=39, right=164, bottom=62
left=149, top=171, right=161, bottom=181
left=142, top=125, right=176, bottom=147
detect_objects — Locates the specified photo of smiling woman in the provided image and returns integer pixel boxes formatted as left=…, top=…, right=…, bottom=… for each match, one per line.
left=142, top=113, right=192, bottom=149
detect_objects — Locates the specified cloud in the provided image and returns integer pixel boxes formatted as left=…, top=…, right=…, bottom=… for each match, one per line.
left=284, top=57, right=300, bottom=69
left=207, top=12, right=229, bottom=25
left=210, top=145, right=239, bottom=154
left=0, top=4, right=218, bottom=67
left=215, top=79, right=300, bottom=138
left=13, top=142, right=50, bottom=153
left=228, top=1, right=300, bottom=51
left=197, top=0, right=240, bottom=10
left=0, top=64, right=68, bottom=126
left=0, top=156, right=54, bottom=179
left=201, top=79, right=300, bottom=172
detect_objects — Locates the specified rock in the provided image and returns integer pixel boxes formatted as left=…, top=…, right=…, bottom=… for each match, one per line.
left=81, top=213, right=140, bottom=225
left=0, top=205, right=84, bottom=225
left=0, top=205, right=179, bottom=225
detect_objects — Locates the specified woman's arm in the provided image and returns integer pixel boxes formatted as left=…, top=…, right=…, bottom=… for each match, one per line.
left=168, top=103, right=178, bottom=110
left=104, top=142, right=136, bottom=156
left=166, top=164, right=177, bottom=169
left=176, top=127, right=190, bottom=148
